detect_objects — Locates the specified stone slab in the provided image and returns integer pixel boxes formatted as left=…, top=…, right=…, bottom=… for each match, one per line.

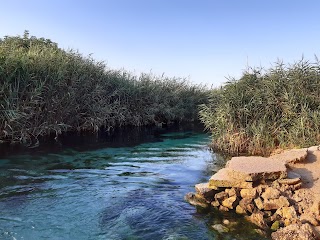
left=269, top=148, right=308, bottom=165
left=227, top=156, right=287, bottom=181
left=209, top=168, right=253, bottom=188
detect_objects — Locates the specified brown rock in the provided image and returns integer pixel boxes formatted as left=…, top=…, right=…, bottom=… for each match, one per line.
left=195, top=182, right=218, bottom=199
left=276, top=206, right=297, bottom=220
left=278, top=178, right=301, bottom=185
left=219, top=205, right=229, bottom=212
left=209, top=168, right=253, bottom=188
left=225, top=188, right=238, bottom=197
left=239, top=198, right=255, bottom=213
left=214, top=191, right=228, bottom=202
left=261, top=187, right=281, bottom=200
left=184, top=192, right=209, bottom=208
left=269, top=148, right=308, bottom=165
left=254, top=197, right=264, bottom=210
left=300, top=213, right=319, bottom=226
left=246, top=211, right=268, bottom=229
left=264, top=196, right=290, bottom=210
left=211, top=200, right=220, bottom=208
left=240, top=188, right=257, bottom=199
left=236, top=205, right=246, bottom=214
left=271, top=223, right=318, bottom=240
left=226, top=156, right=287, bottom=181
left=222, top=196, right=238, bottom=209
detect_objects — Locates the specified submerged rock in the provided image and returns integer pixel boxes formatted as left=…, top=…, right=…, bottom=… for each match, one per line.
left=211, top=224, right=229, bottom=233
left=184, top=192, right=209, bottom=208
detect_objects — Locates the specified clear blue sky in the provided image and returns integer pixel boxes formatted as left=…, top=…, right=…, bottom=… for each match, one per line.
left=1, top=0, right=320, bottom=87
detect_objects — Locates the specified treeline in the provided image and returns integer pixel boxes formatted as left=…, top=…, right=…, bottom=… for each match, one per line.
left=200, top=59, right=320, bottom=156
left=0, top=31, right=207, bottom=146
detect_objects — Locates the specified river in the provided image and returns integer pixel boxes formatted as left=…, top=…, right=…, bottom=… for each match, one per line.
left=0, top=125, right=266, bottom=240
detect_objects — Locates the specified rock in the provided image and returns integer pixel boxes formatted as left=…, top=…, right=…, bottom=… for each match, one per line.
left=239, top=198, right=255, bottom=213
left=278, top=178, right=301, bottom=185
left=240, top=188, right=257, bottom=199
left=195, top=182, right=217, bottom=199
left=254, top=197, right=264, bottom=210
left=269, top=148, right=308, bottom=165
left=184, top=192, right=209, bottom=208
left=300, top=213, right=320, bottom=226
left=276, top=206, right=297, bottom=220
left=236, top=205, right=246, bottom=214
left=225, top=188, right=238, bottom=197
left=264, top=196, right=290, bottom=210
left=271, top=220, right=280, bottom=231
left=211, top=224, right=229, bottom=233
left=222, top=219, right=230, bottom=225
left=246, top=211, right=268, bottom=229
left=211, top=200, right=220, bottom=208
left=214, top=191, right=228, bottom=202
left=271, top=223, right=318, bottom=240
left=261, top=187, right=281, bottom=200
left=222, top=196, right=238, bottom=209
left=226, top=156, right=287, bottom=181
left=209, top=168, right=253, bottom=188
left=219, top=205, right=229, bottom=212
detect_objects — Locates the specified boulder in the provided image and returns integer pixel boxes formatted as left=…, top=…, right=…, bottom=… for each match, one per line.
left=240, top=188, right=257, bottom=199
left=225, top=188, right=238, bottom=197
left=271, top=223, right=318, bottom=240
left=254, top=197, right=264, bottom=210
left=264, top=196, right=290, bottom=210
left=246, top=211, right=268, bottom=230
left=184, top=192, right=209, bottom=208
left=219, top=205, right=229, bottom=212
left=226, top=156, right=287, bottom=181
left=261, top=187, right=281, bottom=200
left=239, top=198, right=255, bottom=213
left=269, top=148, right=308, bottom=165
left=214, top=191, right=228, bottom=202
left=222, top=196, right=238, bottom=209
left=236, top=205, right=246, bottom=214
left=195, top=182, right=217, bottom=199
left=209, top=168, right=253, bottom=188
left=276, top=206, right=297, bottom=221
left=211, top=200, right=220, bottom=208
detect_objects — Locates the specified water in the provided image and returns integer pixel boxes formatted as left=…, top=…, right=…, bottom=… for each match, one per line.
left=0, top=126, right=267, bottom=240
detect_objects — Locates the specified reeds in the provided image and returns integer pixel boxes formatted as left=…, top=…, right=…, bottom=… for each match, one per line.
left=200, top=59, right=320, bottom=156
left=0, top=31, right=207, bottom=146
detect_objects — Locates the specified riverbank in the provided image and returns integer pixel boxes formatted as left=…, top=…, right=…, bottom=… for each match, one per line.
left=186, top=146, right=320, bottom=239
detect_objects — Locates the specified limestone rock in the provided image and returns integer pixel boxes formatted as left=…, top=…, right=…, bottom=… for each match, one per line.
left=271, top=220, right=280, bottom=231
left=236, top=205, right=246, bottom=214
left=278, top=178, right=301, bottom=185
left=209, top=168, right=253, bottom=188
left=264, top=196, right=290, bottom=210
left=300, top=213, right=320, bottom=226
left=240, top=188, right=257, bottom=199
left=246, top=211, right=268, bottom=230
left=269, top=148, right=308, bottom=165
left=195, top=182, right=217, bottom=199
left=222, top=196, right=238, bottom=209
left=254, top=197, right=264, bottom=210
left=184, top=192, right=209, bottom=208
left=276, top=206, right=297, bottom=221
left=225, top=188, right=238, bottom=197
left=219, top=205, right=229, bottom=212
left=214, top=191, right=228, bottom=202
left=261, top=187, right=281, bottom=200
left=211, top=200, right=220, bottom=208
left=239, top=198, right=255, bottom=213
left=271, top=223, right=318, bottom=240
left=226, top=156, right=287, bottom=181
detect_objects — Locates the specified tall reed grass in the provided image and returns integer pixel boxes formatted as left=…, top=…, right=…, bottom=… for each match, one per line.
left=0, top=31, right=207, bottom=146
left=200, top=59, right=320, bottom=156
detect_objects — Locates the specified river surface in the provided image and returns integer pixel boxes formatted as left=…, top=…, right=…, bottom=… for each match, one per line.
left=0, top=126, right=267, bottom=240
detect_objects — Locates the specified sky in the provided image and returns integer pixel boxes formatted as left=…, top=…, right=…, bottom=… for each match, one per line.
left=1, top=0, right=320, bottom=87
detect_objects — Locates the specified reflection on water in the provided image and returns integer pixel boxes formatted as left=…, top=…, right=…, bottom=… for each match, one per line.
left=0, top=125, right=267, bottom=240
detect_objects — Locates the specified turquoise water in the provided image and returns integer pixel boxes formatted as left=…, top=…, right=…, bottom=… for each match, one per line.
left=0, top=128, right=265, bottom=240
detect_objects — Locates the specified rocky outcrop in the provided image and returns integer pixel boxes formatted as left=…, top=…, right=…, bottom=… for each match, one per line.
left=185, top=146, right=320, bottom=238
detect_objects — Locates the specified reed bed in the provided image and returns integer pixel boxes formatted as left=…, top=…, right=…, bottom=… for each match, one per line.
left=200, top=59, right=320, bottom=156
left=0, top=32, right=207, bottom=146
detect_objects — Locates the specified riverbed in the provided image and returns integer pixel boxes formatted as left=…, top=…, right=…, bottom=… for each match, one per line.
left=0, top=126, right=266, bottom=239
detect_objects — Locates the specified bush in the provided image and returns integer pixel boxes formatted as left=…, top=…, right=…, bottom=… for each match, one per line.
left=0, top=31, right=207, bottom=146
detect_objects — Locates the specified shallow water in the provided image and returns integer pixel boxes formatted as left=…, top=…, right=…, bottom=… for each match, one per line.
left=0, top=126, right=267, bottom=240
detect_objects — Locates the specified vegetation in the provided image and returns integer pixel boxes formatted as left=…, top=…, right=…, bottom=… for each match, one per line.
left=0, top=31, right=207, bottom=146
left=200, top=59, right=320, bottom=156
